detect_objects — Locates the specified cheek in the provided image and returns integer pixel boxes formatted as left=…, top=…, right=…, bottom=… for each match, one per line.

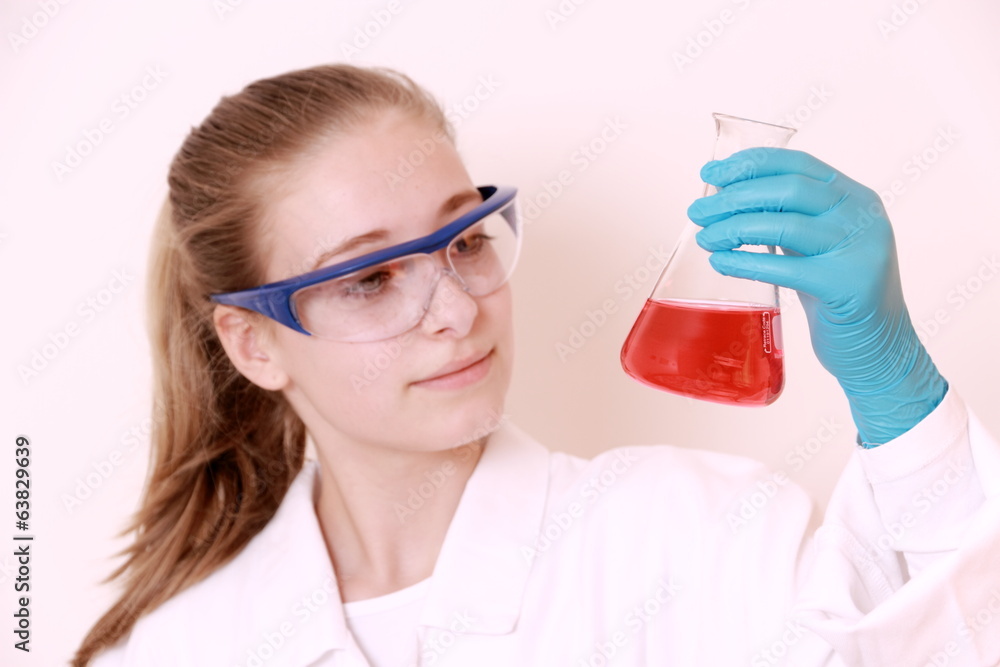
left=274, top=330, right=405, bottom=401
left=475, top=285, right=515, bottom=387
left=344, top=337, right=418, bottom=390
left=275, top=284, right=515, bottom=400
left=485, top=285, right=515, bottom=343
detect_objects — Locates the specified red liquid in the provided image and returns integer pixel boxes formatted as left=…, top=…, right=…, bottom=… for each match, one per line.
left=621, top=299, right=784, bottom=406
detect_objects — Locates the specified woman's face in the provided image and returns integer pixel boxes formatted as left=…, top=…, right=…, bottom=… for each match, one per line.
left=247, top=110, right=514, bottom=454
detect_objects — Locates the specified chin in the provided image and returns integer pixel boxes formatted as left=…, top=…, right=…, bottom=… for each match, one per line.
left=412, top=391, right=508, bottom=451
left=451, top=401, right=508, bottom=448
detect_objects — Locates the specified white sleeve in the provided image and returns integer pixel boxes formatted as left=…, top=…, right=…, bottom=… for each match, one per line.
left=790, top=386, right=1000, bottom=666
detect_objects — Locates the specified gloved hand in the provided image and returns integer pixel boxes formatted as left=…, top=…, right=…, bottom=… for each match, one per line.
left=686, top=147, right=948, bottom=446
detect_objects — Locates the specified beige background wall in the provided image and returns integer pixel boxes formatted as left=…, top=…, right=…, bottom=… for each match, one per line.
left=2, top=0, right=998, bottom=663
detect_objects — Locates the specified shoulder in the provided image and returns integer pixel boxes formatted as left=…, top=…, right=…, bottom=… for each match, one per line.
left=88, top=460, right=336, bottom=664
left=548, top=441, right=785, bottom=509
left=520, top=435, right=817, bottom=615
left=540, top=439, right=816, bottom=552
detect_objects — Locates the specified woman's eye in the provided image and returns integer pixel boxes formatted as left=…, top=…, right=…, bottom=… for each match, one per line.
left=453, top=233, right=494, bottom=255
left=344, top=268, right=393, bottom=297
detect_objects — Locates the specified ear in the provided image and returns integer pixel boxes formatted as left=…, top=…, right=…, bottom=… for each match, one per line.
left=212, top=305, right=289, bottom=391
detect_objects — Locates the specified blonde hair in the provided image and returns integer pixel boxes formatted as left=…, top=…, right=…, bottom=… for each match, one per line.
left=74, top=64, right=454, bottom=666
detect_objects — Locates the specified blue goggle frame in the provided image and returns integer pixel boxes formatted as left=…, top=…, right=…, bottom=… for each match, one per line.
left=209, top=185, right=519, bottom=336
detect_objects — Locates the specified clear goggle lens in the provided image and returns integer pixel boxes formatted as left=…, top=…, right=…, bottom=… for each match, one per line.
left=291, top=202, right=520, bottom=342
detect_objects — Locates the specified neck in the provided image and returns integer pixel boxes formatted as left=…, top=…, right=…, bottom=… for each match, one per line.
left=312, top=437, right=484, bottom=603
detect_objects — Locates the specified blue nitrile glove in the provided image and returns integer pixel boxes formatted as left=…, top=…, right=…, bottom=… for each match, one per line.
left=686, top=147, right=948, bottom=447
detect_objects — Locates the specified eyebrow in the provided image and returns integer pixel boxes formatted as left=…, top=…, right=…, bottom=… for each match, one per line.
left=307, top=189, right=483, bottom=272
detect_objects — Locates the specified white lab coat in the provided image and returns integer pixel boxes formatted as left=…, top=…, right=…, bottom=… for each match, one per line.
left=91, top=387, right=1000, bottom=666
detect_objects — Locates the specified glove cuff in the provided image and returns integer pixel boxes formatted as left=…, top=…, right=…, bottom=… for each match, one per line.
left=843, top=341, right=949, bottom=447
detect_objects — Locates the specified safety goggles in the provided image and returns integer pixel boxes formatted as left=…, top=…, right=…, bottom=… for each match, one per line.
left=210, top=185, right=520, bottom=342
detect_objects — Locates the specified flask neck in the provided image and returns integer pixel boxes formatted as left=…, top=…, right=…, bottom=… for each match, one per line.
left=711, top=113, right=797, bottom=162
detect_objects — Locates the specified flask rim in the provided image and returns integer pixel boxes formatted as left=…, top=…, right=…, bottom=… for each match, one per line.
left=711, top=112, right=797, bottom=134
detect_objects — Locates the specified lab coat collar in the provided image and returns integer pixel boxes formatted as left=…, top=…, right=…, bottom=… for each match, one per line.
left=418, top=419, right=551, bottom=634
left=152, top=450, right=352, bottom=666
left=235, top=456, right=350, bottom=665
left=216, top=419, right=551, bottom=663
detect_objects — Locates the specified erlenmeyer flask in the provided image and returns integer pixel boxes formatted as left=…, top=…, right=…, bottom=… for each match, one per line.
left=621, top=113, right=796, bottom=406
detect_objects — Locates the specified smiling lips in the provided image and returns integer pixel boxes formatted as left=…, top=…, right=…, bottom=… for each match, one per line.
left=412, top=349, right=493, bottom=389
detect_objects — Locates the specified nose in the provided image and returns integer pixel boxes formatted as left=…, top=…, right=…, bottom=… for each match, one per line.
left=418, top=266, right=479, bottom=338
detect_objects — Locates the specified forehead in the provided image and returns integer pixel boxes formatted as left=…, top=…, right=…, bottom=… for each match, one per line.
left=258, top=111, right=474, bottom=280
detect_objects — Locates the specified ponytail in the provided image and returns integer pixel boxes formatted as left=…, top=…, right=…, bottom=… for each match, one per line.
left=73, top=197, right=306, bottom=665
left=74, top=63, right=453, bottom=665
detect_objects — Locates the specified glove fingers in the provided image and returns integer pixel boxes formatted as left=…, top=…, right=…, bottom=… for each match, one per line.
left=695, top=212, right=845, bottom=256
left=688, top=175, right=845, bottom=223
left=708, top=250, right=832, bottom=301
left=700, top=148, right=842, bottom=187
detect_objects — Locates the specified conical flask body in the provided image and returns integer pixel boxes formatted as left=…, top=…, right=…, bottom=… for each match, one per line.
left=621, top=114, right=796, bottom=406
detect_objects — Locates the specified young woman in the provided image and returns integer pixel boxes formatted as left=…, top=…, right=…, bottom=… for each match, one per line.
left=75, top=64, right=1000, bottom=666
